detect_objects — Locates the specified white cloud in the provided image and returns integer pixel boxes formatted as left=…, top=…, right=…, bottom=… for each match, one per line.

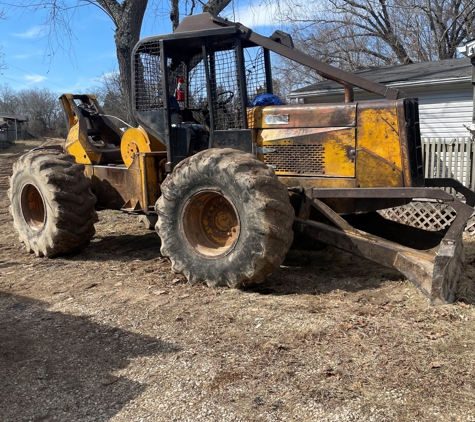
left=102, top=71, right=119, bottom=79
left=93, top=70, right=119, bottom=84
left=58, top=76, right=101, bottom=95
left=223, top=3, right=289, bottom=29
left=13, top=26, right=45, bottom=39
left=25, top=74, right=47, bottom=84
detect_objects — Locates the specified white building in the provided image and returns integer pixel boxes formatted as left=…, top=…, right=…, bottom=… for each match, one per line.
left=289, top=58, right=473, bottom=139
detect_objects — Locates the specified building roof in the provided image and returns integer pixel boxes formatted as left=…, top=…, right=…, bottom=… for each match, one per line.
left=292, top=57, right=472, bottom=96
left=0, top=114, right=28, bottom=122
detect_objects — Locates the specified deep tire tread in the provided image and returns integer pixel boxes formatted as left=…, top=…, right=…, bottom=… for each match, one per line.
left=156, top=148, right=294, bottom=288
left=8, top=149, right=97, bottom=257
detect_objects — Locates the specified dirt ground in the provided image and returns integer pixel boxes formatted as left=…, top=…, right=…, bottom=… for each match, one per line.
left=2, top=139, right=475, bottom=422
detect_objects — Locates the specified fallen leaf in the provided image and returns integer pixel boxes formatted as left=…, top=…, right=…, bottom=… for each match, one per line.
left=172, top=277, right=185, bottom=284
left=426, top=332, right=447, bottom=340
left=153, top=290, right=168, bottom=296
left=100, top=375, right=120, bottom=386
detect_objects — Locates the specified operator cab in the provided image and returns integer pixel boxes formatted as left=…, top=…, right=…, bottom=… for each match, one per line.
left=132, top=13, right=282, bottom=171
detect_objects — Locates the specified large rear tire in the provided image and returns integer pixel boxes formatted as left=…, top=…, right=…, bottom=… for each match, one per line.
left=156, top=148, right=294, bottom=287
left=8, top=149, right=97, bottom=257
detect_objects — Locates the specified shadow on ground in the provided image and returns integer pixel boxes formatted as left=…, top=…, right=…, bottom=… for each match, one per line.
left=68, top=232, right=162, bottom=263
left=244, top=247, right=409, bottom=297
left=245, top=244, right=475, bottom=305
left=0, top=292, right=180, bottom=421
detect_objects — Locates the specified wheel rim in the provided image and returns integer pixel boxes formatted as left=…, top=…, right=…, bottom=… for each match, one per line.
left=182, top=190, right=240, bottom=258
left=21, top=184, right=46, bottom=231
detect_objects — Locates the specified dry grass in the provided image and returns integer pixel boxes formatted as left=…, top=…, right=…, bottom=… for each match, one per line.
left=1, top=140, right=475, bottom=421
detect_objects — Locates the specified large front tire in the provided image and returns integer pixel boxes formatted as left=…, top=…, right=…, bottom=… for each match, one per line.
left=8, top=149, right=97, bottom=257
left=156, top=148, right=294, bottom=288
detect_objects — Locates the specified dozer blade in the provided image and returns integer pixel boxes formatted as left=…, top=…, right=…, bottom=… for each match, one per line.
left=293, top=184, right=475, bottom=305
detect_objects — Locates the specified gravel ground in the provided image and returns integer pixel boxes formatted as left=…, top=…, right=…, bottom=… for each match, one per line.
left=2, top=140, right=475, bottom=422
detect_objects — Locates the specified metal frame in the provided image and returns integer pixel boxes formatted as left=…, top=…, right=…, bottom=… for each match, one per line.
left=292, top=179, right=474, bottom=304
left=127, top=13, right=475, bottom=304
left=131, top=12, right=407, bottom=169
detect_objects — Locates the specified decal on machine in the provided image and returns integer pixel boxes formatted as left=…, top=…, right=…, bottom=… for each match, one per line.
left=265, top=114, right=290, bottom=125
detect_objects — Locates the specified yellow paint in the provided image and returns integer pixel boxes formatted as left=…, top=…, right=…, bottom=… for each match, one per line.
left=247, top=107, right=261, bottom=129
left=139, top=152, right=165, bottom=208
left=247, top=104, right=356, bottom=129
left=256, top=127, right=356, bottom=177
left=122, top=127, right=150, bottom=167
left=64, top=122, right=92, bottom=165
left=356, top=151, right=404, bottom=188
left=147, top=131, right=167, bottom=152
left=357, top=106, right=402, bottom=170
left=278, top=177, right=357, bottom=189
left=123, top=155, right=143, bottom=211
left=121, top=126, right=167, bottom=168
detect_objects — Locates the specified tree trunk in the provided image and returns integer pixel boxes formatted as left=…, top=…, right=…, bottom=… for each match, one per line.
left=98, top=0, right=148, bottom=126
left=96, top=0, right=230, bottom=125
left=203, top=0, right=232, bottom=15
left=170, top=0, right=180, bottom=31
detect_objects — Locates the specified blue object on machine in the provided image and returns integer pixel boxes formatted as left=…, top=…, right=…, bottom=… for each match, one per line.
left=249, top=94, right=285, bottom=106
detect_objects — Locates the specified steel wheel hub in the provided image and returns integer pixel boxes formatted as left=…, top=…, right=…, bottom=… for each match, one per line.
left=182, top=190, right=240, bottom=258
left=21, top=184, right=45, bottom=231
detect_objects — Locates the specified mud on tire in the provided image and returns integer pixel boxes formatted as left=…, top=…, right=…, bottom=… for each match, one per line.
left=156, top=148, right=294, bottom=288
left=8, top=149, right=97, bottom=257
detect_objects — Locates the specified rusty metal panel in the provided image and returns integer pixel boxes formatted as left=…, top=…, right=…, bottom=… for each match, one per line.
left=140, top=152, right=166, bottom=211
left=278, top=177, right=357, bottom=189
left=85, top=165, right=131, bottom=210
left=84, top=152, right=164, bottom=212
left=356, top=150, right=404, bottom=188
left=356, top=101, right=403, bottom=168
left=355, top=101, right=406, bottom=188
left=294, top=183, right=473, bottom=304
left=248, top=103, right=356, bottom=129
left=257, top=127, right=356, bottom=177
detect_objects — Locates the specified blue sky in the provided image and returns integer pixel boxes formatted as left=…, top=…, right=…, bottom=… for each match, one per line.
left=0, top=2, right=283, bottom=94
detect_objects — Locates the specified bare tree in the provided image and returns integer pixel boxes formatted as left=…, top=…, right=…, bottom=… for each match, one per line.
left=0, top=85, right=64, bottom=136
left=0, top=84, right=20, bottom=114
left=282, top=0, right=475, bottom=69
left=1, top=0, right=234, bottom=125
left=17, top=87, right=63, bottom=136
left=418, top=0, right=475, bottom=59
left=94, top=69, right=129, bottom=125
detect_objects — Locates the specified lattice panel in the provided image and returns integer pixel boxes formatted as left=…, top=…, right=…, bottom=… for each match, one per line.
left=263, top=144, right=325, bottom=174
left=378, top=201, right=475, bottom=235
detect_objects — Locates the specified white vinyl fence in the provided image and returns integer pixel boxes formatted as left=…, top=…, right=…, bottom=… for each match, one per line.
left=423, top=137, right=475, bottom=189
